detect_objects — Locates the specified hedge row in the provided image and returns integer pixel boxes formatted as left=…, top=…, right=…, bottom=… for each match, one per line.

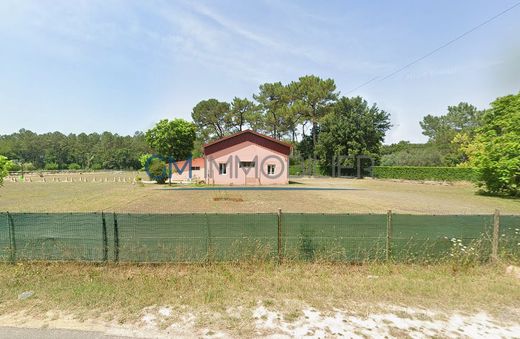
left=372, top=166, right=477, bottom=182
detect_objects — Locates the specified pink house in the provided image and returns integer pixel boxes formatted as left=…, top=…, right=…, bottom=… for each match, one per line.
left=203, top=130, right=291, bottom=185
left=170, top=157, right=205, bottom=182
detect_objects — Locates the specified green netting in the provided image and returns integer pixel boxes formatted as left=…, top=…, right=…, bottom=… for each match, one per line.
left=500, top=215, right=520, bottom=259
left=392, top=214, right=493, bottom=261
left=282, top=214, right=387, bottom=261
left=0, top=213, right=9, bottom=261
left=116, top=213, right=208, bottom=262
left=206, top=213, right=277, bottom=261
left=116, top=213, right=277, bottom=262
left=8, top=213, right=104, bottom=261
left=0, top=212, right=517, bottom=263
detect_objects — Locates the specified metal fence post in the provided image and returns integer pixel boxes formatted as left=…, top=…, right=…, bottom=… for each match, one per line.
left=7, top=212, right=16, bottom=264
left=113, top=213, right=119, bottom=263
left=386, top=210, right=392, bottom=261
left=492, top=209, right=500, bottom=262
left=101, top=212, right=108, bottom=262
left=277, top=208, right=283, bottom=263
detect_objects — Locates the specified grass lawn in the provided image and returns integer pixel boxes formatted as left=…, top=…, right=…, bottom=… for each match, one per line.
left=0, top=172, right=518, bottom=214
left=0, top=262, right=519, bottom=337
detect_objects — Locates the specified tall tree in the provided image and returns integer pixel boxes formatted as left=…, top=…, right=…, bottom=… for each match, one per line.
left=254, top=82, right=289, bottom=139
left=292, top=75, right=338, bottom=151
left=316, top=96, right=391, bottom=174
left=191, top=99, right=230, bottom=141
left=465, top=92, right=520, bottom=196
left=227, top=97, right=261, bottom=132
left=145, top=118, right=196, bottom=185
left=420, top=102, right=483, bottom=164
left=145, top=119, right=197, bottom=161
left=420, top=102, right=482, bottom=144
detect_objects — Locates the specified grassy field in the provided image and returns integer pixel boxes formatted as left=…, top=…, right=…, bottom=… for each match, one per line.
left=0, top=262, right=519, bottom=336
left=1, top=172, right=520, bottom=336
left=0, top=172, right=518, bottom=214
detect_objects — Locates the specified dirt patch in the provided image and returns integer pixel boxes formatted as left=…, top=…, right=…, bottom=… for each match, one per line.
left=2, top=304, right=519, bottom=338
left=213, top=197, right=244, bottom=202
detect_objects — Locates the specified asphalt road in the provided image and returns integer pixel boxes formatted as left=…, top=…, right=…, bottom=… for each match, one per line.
left=0, top=327, right=137, bottom=339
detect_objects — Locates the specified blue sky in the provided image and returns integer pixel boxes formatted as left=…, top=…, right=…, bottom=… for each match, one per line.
left=0, top=0, right=519, bottom=143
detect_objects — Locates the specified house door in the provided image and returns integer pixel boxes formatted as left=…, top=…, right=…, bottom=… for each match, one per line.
left=240, top=161, right=258, bottom=185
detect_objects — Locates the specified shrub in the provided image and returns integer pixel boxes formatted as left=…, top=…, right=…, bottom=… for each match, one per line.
left=147, top=158, right=168, bottom=184
left=23, top=162, right=36, bottom=171
left=465, top=92, right=520, bottom=196
left=6, top=161, right=20, bottom=171
left=68, top=163, right=81, bottom=170
left=372, top=166, right=477, bottom=181
left=44, top=162, right=59, bottom=170
left=139, top=154, right=153, bottom=170
left=0, top=155, right=13, bottom=186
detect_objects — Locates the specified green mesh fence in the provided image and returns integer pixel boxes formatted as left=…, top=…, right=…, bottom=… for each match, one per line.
left=391, top=214, right=493, bottom=262
left=282, top=213, right=387, bottom=261
left=0, top=213, right=9, bottom=261
left=500, top=215, right=520, bottom=259
left=0, top=212, right=517, bottom=263
left=8, top=213, right=105, bottom=261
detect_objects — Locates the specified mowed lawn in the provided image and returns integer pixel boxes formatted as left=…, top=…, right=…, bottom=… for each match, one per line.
left=1, top=172, right=518, bottom=214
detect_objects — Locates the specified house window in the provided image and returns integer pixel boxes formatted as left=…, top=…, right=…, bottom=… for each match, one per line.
left=191, top=166, right=200, bottom=171
left=239, top=161, right=255, bottom=168
left=219, top=163, right=227, bottom=175
left=267, top=164, right=276, bottom=175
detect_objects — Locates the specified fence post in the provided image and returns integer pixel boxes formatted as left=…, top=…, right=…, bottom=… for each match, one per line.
left=101, top=212, right=108, bottom=262
left=113, top=213, right=119, bottom=263
left=386, top=210, right=392, bottom=261
left=492, top=209, right=500, bottom=262
left=7, top=212, right=16, bottom=264
left=277, top=208, right=283, bottom=263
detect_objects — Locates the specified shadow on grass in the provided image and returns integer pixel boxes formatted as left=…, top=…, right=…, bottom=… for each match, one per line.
left=475, top=190, right=520, bottom=201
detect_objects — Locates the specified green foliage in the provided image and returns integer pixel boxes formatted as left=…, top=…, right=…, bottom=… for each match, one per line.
left=419, top=102, right=484, bottom=165
left=227, top=97, right=262, bottom=133
left=145, top=119, right=196, bottom=161
left=288, top=75, right=338, bottom=147
left=67, top=163, right=81, bottom=170
left=0, top=155, right=14, bottom=186
left=420, top=102, right=483, bottom=144
left=44, top=162, right=59, bottom=170
left=316, top=96, right=391, bottom=174
left=147, top=158, right=168, bottom=184
left=139, top=153, right=152, bottom=169
left=191, top=99, right=230, bottom=141
left=0, top=129, right=150, bottom=170
left=254, top=82, right=291, bottom=139
left=372, top=166, right=477, bottom=181
left=467, top=92, right=520, bottom=196
left=296, top=131, right=317, bottom=160
left=380, top=143, right=444, bottom=166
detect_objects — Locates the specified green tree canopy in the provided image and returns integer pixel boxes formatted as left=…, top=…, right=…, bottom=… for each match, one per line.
left=227, top=97, right=261, bottom=132
left=0, top=155, right=14, bottom=186
left=0, top=130, right=149, bottom=170
left=253, top=82, right=289, bottom=139
left=191, top=99, right=230, bottom=141
left=316, top=96, right=391, bottom=174
left=466, top=92, right=520, bottom=196
left=420, top=102, right=482, bottom=144
left=145, top=119, right=197, bottom=161
left=290, top=75, right=338, bottom=150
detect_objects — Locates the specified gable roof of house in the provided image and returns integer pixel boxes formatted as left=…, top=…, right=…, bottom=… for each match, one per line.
left=203, top=130, right=292, bottom=156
